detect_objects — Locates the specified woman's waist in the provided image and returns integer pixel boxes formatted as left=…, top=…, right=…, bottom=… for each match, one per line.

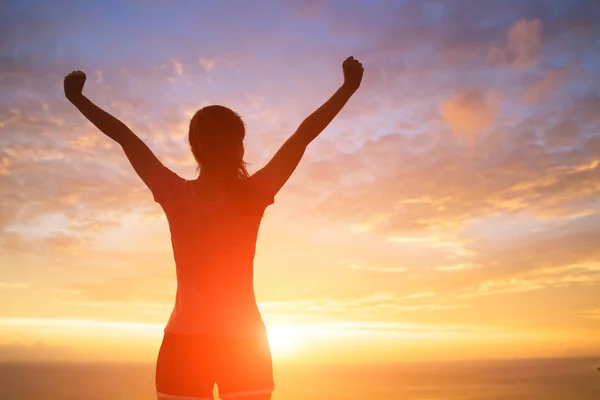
left=175, top=286, right=259, bottom=311
left=165, top=303, right=266, bottom=335
left=173, top=242, right=257, bottom=262
left=174, top=257, right=255, bottom=281
left=175, top=275, right=256, bottom=298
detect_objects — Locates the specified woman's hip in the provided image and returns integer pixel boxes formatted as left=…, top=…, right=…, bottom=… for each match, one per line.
left=155, top=330, right=274, bottom=399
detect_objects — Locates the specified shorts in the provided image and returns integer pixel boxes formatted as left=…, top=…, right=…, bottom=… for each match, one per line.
left=155, top=331, right=274, bottom=400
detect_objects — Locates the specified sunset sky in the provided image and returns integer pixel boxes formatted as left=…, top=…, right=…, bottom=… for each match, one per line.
left=1, top=0, right=600, bottom=364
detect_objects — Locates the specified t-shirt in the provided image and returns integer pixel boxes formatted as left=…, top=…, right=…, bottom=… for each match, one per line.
left=147, top=165, right=274, bottom=335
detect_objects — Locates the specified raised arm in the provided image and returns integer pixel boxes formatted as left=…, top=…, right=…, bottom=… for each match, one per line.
left=253, top=56, right=364, bottom=196
left=63, top=71, right=165, bottom=190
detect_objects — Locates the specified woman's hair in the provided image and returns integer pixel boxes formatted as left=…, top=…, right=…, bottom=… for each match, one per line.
left=188, top=105, right=249, bottom=181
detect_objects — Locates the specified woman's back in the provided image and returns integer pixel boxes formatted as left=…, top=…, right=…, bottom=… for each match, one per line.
left=150, top=168, right=275, bottom=335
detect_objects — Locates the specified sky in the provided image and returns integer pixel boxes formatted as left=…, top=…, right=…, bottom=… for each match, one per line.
left=1, top=0, right=600, bottom=364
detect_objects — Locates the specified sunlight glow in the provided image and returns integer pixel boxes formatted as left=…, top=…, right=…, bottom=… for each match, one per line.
left=266, top=325, right=301, bottom=357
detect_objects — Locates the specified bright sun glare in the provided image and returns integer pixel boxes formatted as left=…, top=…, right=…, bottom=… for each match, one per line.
left=266, top=325, right=300, bottom=357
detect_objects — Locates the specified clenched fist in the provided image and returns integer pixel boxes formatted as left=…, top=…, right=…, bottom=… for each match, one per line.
left=342, top=56, right=363, bottom=92
left=64, top=70, right=86, bottom=101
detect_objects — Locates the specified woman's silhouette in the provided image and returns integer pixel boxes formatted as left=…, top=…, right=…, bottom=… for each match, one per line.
left=64, top=56, right=363, bottom=400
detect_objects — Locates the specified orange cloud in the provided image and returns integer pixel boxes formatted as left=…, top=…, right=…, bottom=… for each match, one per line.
left=439, top=90, right=499, bottom=140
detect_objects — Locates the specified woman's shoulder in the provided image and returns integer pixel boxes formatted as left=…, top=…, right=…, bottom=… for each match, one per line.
left=242, top=174, right=275, bottom=210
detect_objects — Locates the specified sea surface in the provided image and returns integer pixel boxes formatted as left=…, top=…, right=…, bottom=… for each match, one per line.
left=0, top=358, right=598, bottom=399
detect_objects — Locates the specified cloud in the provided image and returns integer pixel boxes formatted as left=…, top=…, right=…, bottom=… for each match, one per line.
left=259, top=293, right=464, bottom=323
left=407, top=292, right=436, bottom=299
left=287, top=117, right=600, bottom=300
left=488, top=19, right=543, bottom=69
left=461, top=262, right=600, bottom=298
left=435, top=263, right=476, bottom=272
left=506, top=18, right=544, bottom=68
left=524, top=65, right=574, bottom=104
left=573, top=309, right=600, bottom=320
left=445, top=215, right=600, bottom=297
left=199, top=58, right=218, bottom=72
left=544, top=120, right=579, bottom=147
left=439, top=90, right=500, bottom=140
left=0, top=231, right=93, bottom=255
left=348, top=264, right=407, bottom=273
left=95, top=70, right=104, bottom=83
left=62, top=273, right=174, bottom=304
left=171, top=59, right=183, bottom=78
left=0, top=157, right=10, bottom=175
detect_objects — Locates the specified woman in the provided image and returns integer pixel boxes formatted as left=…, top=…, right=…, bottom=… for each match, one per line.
left=64, top=56, right=363, bottom=400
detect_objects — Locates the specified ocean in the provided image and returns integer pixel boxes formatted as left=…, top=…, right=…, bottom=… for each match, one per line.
left=0, top=358, right=598, bottom=399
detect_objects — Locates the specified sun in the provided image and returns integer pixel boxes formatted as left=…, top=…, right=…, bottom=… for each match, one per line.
left=266, top=325, right=300, bottom=357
